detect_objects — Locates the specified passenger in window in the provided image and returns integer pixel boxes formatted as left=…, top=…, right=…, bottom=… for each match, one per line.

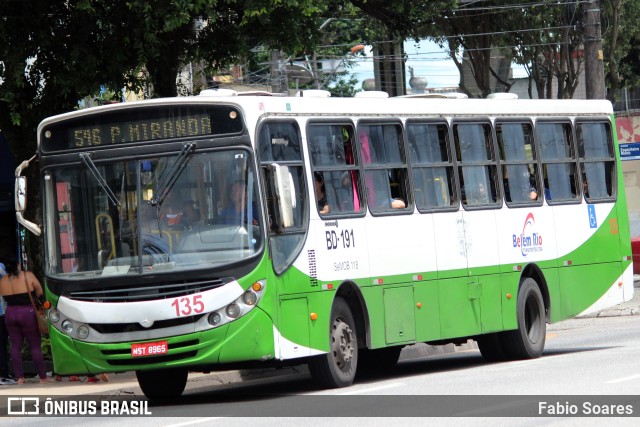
left=466, top=182, right=488, bottom=204
left=504, top=171, right=538, bottom=202
left=163, top=191, right=183, bottom=226
left=180, top=201, right=201, bottom=227
left=390, top=198, right=406, bottom=209
left=371, top=194, right=406, bottom=209
left=528, top=174, right=539, bottom=200
left=219, top=180, right=259, bottom=225
left=543, top=179, right=552, bottom=200
left=583, top=179, right=589, bottom=199
left=314, top=172, right=330, bottom=215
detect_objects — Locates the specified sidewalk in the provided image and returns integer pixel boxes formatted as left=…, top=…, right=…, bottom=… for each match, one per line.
left=6, top=277, right=639, bottom=397
left=587, top=275, right=640, bottom=317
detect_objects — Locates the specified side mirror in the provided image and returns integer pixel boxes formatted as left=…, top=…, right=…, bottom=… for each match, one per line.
left=15, top=176, right=27, bottom=212
left=271, top=164, right=295, bottom=228
left=14, top=157, right=41, bottom=236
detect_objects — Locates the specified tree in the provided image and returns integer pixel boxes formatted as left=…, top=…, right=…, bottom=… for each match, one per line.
left=430, top=1, right=587, bottom=99
left=432, top=1, right=515, bottom=98
left=0, top=0, right=145, bottom=271
left=348, top=0, right=455, bottom=96
left=601, top=0, right=640, bottom=104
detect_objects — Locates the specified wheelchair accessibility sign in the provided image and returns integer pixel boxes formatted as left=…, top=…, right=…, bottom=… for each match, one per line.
left=588, top=205, right=598, bottom=229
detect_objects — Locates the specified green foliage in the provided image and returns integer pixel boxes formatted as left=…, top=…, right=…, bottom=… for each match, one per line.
left=328, top=75, right=362, bottom=97
left=601, top=0, right=640, bottom=101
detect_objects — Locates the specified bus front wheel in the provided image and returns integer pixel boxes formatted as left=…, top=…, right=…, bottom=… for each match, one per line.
left=136, top=368, right=188, bottom=400
left=501, top=277, right=546, bottom=359
left=308, top=297, right=358, bottom=388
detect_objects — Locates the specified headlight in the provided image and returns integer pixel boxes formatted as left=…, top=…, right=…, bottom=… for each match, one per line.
left=76, top=324, right=90, bottom=339
left=242, top=291, right=257, bottom=306
left=61, top=320, right=73, bottom=334
left=226, top=303, right=240, bottom=318
left=208, top=312, right=222, bottom=326
left=48, top=309, right=60, bottom=323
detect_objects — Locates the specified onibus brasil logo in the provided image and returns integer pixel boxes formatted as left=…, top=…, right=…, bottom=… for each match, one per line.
left=512, top=212, right=543, bottom=256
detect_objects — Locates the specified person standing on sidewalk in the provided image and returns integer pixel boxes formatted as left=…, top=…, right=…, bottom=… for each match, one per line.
left=0, top=258, right=53, bottom=384
left=0, top=260, right=16, bottom=385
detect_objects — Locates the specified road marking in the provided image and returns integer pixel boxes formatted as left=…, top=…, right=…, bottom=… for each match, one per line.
left=164, top=418, right=224, bottom=427
left=336, top=381, right=407, bottom=395
left=484, top=359, right=543, bottom=372
left=606, top=373, right=640, bottom=384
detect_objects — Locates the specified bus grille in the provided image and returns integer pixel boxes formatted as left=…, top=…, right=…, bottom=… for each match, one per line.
left=90, top=316, right=199, bottom=334
left=66, top=277, right=231, bottom=302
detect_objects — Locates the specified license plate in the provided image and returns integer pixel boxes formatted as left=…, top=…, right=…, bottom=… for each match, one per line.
left=131, top=340, right=168, bottom=358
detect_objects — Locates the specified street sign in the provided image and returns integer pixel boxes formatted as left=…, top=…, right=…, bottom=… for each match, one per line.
left=619, top=142, right=640, bottom=161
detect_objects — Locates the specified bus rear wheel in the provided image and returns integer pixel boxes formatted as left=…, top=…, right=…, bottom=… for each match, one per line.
left=136, top=368, right=188, bottom=400
left=308, top=297, right=358, bottom=388
left=500, top=277, right=546, bottom=359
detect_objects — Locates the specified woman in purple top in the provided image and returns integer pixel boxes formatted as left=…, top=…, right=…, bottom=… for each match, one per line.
left=0, top=259, right=53, bottom=384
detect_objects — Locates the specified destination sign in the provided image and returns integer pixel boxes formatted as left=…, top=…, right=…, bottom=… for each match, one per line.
left=70, top=114, right=212, bottom=147
left=41, top=105, right=244, bottom=152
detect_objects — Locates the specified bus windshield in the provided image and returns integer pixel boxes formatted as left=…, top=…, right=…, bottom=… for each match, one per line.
left=45, top=148, right=263, bottom=279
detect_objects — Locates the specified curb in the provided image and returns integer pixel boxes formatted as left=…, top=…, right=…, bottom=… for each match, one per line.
left=590, top=307, right=640, bottom=317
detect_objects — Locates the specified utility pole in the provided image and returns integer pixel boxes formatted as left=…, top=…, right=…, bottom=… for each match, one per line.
left=271, top=50, right=288, bottom=94
left=373, top=40, right=406, bottom=97
left=584, top=0, right=605, bottom=99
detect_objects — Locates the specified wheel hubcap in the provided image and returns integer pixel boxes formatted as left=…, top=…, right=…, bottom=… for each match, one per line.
left=331, top=317, right=354, bottom=369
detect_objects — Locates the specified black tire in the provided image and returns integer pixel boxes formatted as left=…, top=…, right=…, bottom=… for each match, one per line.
left=358, top=346, right=402, bottom=375
left=476, top=332, right=507, bottom=362
left=136, top=368, right=188, bottom=400
left=308, top=298, right=358, bottom=388
left=500, top=277, right=546, bottom=359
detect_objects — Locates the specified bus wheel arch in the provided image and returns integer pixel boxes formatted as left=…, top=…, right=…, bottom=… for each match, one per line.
left=334, top=281, right=370, bottom=350
left=522, top=263, right=550, bottom=322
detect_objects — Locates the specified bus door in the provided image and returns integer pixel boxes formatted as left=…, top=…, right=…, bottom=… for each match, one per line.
left=445, top=122, right=502, bottom=337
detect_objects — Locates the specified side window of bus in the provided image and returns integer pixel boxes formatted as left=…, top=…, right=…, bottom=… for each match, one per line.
left=496, top=121, right=542, bottom=207
left=358, top=123, right=410, bottom=213
left=307, top=123, right=363, bottom=216
left=258, top=121, right=306, bottom=231
left=576, top=121, right=616, bottom=202
left=406, top=122, right=457, bottom=211
left=536, top=122, right=580, bottom=203
left=454, top=122, right=500, bottom=208
left=258, top=120, right=307, bottom=274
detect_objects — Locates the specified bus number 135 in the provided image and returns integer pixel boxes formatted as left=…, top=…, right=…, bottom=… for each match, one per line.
left=171, top=295, right=205, bottom=317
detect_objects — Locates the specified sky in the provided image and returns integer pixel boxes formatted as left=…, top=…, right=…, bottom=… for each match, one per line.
left=347, top=39, right=528, bottom=91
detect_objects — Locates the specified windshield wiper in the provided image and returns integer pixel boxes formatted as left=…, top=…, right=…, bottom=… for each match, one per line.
left=79, top=153, right=121, bottom=206
left=149, top=143, right=196, bottom=207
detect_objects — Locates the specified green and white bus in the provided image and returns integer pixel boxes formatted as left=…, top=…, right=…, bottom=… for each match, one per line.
left=16, top=89, right=634, bottom=398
